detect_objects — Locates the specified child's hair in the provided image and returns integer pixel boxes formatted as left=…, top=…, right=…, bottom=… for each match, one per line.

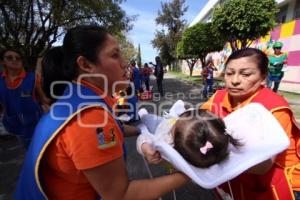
left=173, top=109, right=241, bottom=168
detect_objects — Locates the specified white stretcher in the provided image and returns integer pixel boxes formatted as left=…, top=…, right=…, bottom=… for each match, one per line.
left=138, top=101, right=290, bottom=189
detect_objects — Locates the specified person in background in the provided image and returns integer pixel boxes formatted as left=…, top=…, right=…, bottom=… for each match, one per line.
left=201, top=60, right=217, bottom=99
left=267, top=41, right=288, bottom=92
left=201, top=48, right=300, bottom=200
left=138, top=64, right=144, bottom=93
left=15, top=25, right=189, bottom=200
left=129, top=59, right=141, bottom=95
left=143, top=63, right=152, bottom=91
left=150, top=56, right=164, bottom=96
left=0, top=49, right=44, bottom=148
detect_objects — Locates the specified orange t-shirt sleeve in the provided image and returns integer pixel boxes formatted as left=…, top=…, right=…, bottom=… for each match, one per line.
left=61, top=107, right=124, bottom=170
left=272, top=109, right=292, bottom=135
left=200, top=94, right=215, bottom=110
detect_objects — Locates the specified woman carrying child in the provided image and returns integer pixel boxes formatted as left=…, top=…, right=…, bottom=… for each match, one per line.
left=201, top=48, right=300, bottom=200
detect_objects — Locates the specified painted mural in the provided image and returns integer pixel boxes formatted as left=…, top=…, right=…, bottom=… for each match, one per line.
left=182, top=18, right=300, bottom=93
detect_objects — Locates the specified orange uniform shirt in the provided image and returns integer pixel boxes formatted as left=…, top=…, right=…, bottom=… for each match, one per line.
left=41, top=81, right=124, bottom=199
left=201, top=91, right=300, bottom=191
left=1, top=69, right=27, bottom=88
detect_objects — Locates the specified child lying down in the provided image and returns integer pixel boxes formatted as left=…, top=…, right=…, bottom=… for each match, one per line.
left=138, top=107, right=242, bottom=167
left=136, top=101, right=290, bottom=188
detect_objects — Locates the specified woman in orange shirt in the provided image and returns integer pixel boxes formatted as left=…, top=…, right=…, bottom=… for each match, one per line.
left=0, top=49, right=44, bottom=148
left=14, top=25, right=188, bottom=200
left=201, top=48, right=300, bottom=200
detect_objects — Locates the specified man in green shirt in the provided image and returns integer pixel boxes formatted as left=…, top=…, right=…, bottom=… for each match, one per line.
left=267, top=41, right=288, bottom=92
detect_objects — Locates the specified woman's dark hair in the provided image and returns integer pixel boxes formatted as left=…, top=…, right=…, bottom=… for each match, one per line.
left=225, top=48, right=269, bottom=78
left=41, top=46, right=66, bottom=103
left=173, top=109, right=241, bottom=168
left=40, top=25, right=110, bottom=100
left=0, top=48, right=23, bottom=61
left=155, top=56, right=162, bottom=64
left=62, top=25, right=109, bottom=81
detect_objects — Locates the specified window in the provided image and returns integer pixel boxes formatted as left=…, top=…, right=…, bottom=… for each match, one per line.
left=277, top=5, right=288, bottom=23
left=294, top=0, right=300, bottom=19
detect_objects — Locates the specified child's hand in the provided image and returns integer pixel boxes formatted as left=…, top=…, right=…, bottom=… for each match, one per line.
left=141, top=143, right=162, bottom=164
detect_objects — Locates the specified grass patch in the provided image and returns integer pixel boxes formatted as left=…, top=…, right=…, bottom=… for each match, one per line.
left=278, top=91, right=300, bottom=101
left=169, top=71, right=201, bottom=83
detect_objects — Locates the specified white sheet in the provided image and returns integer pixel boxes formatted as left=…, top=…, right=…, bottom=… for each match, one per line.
left=140, top=103, right=290, bottom=189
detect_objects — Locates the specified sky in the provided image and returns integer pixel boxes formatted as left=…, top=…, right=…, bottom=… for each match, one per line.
left=120, top=0, right=208, bottom=63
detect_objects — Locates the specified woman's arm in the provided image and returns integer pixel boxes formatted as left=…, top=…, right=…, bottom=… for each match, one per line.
left=83, top=157, right=189, bottom=200
left=34, top=73, right=51, bottom=111
left=123, top=124, right=140, bottom=137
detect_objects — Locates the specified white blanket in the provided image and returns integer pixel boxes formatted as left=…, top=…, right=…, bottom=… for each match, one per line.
left=138, top=102, right=290, bottom=189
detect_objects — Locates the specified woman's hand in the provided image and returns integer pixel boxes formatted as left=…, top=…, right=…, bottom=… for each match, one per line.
left=141, top=143, right=162, bottom=164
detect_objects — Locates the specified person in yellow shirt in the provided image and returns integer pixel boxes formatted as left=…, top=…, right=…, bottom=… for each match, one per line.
left=201, top=48, right=300, bottom=200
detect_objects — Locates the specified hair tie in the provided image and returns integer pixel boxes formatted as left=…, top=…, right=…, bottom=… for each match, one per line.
left=200, top=141, right=213, bottom=155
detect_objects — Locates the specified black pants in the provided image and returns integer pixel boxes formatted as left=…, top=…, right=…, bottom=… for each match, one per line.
left=145, top=78, right=150, bottom=91
left=156, top=77, right=163, bottom=96
left=272, top=81, right=281, bottom=92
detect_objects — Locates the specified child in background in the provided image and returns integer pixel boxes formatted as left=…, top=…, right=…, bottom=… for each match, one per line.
left=201, top=60, right=217, bottom=99
left=137, top=107, right=241, bottom=168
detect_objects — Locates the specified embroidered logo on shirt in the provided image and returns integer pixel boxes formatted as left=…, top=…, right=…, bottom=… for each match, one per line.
left=96, top=127, right=116, bottom=149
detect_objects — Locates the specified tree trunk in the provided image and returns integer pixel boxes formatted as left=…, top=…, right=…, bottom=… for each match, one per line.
left=189, top=66, right=193, bottom=77
left=241, top=40, right=247, bottom=49
left=230, top=40, right=238, bottom=52
left=200, top=56, right=205, bottom=68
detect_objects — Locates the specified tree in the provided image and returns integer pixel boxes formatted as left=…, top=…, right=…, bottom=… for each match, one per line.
left=151, top=0, right=187, bottom=70
left=177, top=22, right=225, bottom=76
left=176, top=40, right=198, bottom=76
left=0, top=0, right=134, bottom=70
left=118, top=36, right=137, bottom=64
left=137, top=44, right=142, bottom=67
left=212, top=0, right=277, bottom=51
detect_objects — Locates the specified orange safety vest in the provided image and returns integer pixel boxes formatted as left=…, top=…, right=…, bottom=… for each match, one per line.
left=210, top=87, right=300, bottom=200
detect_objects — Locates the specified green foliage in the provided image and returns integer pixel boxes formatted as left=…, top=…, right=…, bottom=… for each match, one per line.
left=152, top=0, right=187, bottom=68
left=177, top=22, right=225, bottom=76
left=117, top=35, right=137, bottom=65
left=0, top=0, right=135, bottom=69
left=212, top=0, right=277, bottom=50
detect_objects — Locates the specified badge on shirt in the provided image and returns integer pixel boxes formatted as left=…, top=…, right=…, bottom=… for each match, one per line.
left=96, top=127, right=117, bottom=149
